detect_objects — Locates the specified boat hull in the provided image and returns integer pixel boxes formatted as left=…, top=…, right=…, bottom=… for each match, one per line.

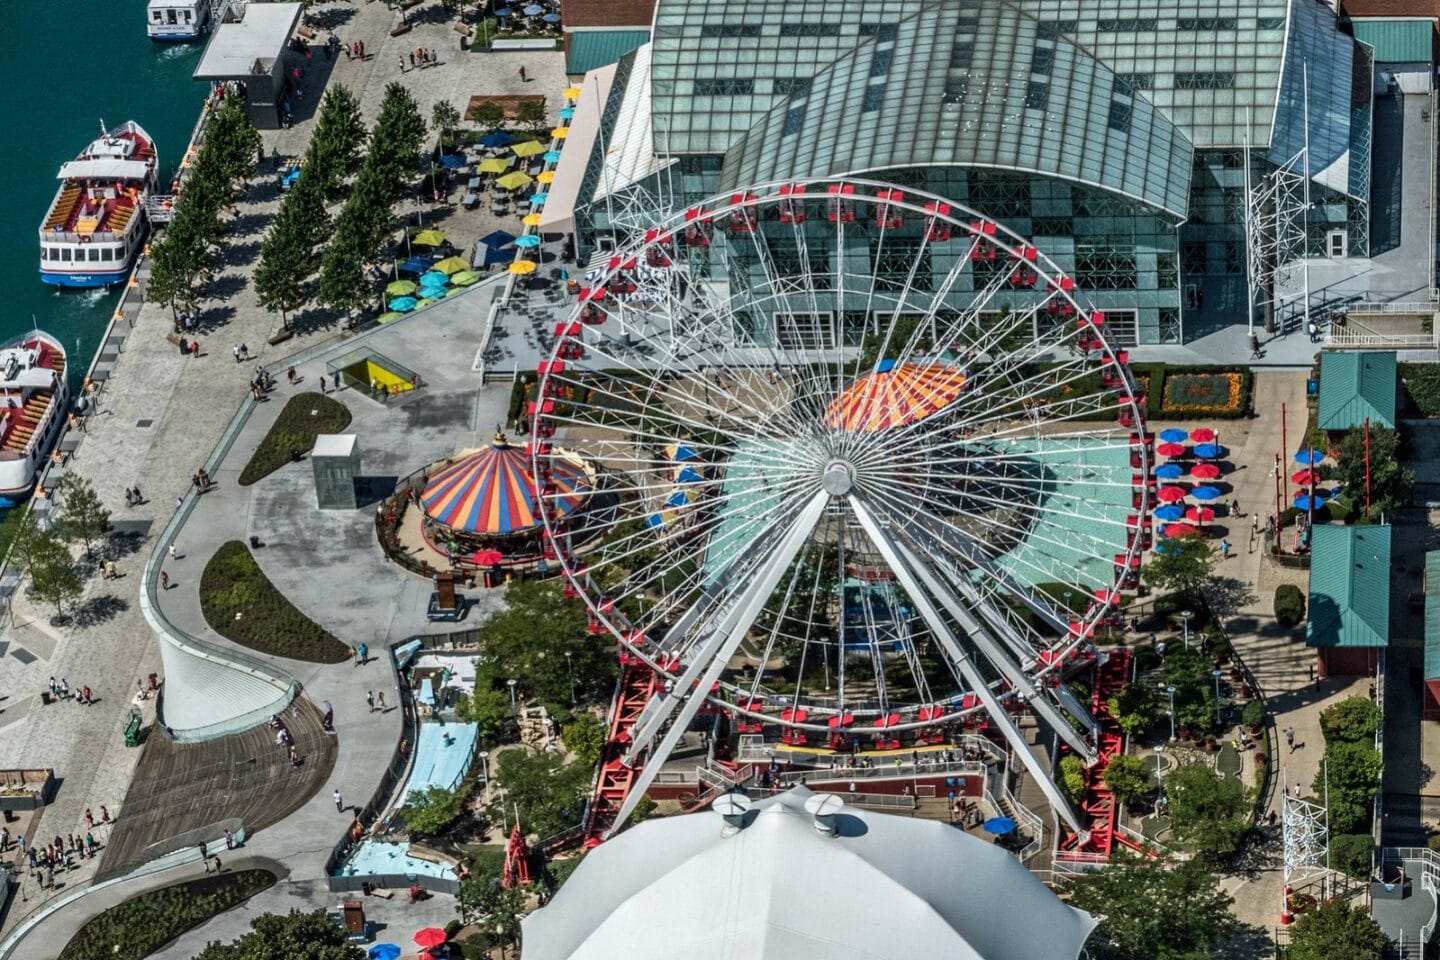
left=148, top=29, right=205, bottom=41
left=39, top=267, right=131, bottom=289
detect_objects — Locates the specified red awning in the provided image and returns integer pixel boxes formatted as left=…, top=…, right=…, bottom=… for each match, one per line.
left=1191, top=462, right=1221, bottom=480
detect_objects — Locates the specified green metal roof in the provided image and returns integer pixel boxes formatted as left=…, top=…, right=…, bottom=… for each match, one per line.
left=567, top=29, right=649, bottom=75
left=1317, top=351, right=1397, bottom=431
left=1425, top=552, right=1440, bottom=680
left=1306, top=525, right=1391, bottom=649
left=1351, top=18, right=1434, bottom=64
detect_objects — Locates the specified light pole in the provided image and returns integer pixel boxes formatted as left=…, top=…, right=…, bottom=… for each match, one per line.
left=565, top=651, right=576, bottom=706
left=1164, top=683, right=1177, bottom=741
left=1063, top=590, right=1074, bottom=616
left=1154, top=744, right=1165, bottom=798
left=1212, top=669, right=1223, bottom=726
left=507, top=678, right=518, bottom=717
left=1180, top=610, right=1193, bottom=650
left=479, top=750, right=490, bottom=785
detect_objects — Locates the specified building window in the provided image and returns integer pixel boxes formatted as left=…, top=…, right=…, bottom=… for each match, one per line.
left=779, top=23, right=841, bottom=37
left=1098, top=18, right=1157, bottom=32
left=1107, top=102, right=1132, bottom=132
left=859, top=23, right=898, bottom=40
left=700, top=24, right=762, bottom=38
left=1157, top=253, right=1178, bottom=289
left=1159, top=309, right=1182, bottom=344
left=1182, top=242, right=1206, bottom=276
left=783, top=106, right=807, bottom=135
left=1031, top=47, right=1053, bottom=75
left=1038, top=20, right=1078, bottom=39
left=871, top=49, right=893, bottom=77
left=774, top=313, right=835, bottom=350
left=1176, top=17, right=1236, bottom=29
left=693, top=79, right=755, bottom=95
left=1257, top=16, right=1286, bottom=29
left=1115, top=73, right=1152, bottom=95
left=875, top=240, right=932, bottom=291
left=950, top=42, right=973, bottom=69
left=1025, top=82, right=1048, bottom=110
left=773, top=77, right=812, bottom=95
left=1175, top=72, right=1235, bottom=90
left=862, top=85, right=886, bottom=113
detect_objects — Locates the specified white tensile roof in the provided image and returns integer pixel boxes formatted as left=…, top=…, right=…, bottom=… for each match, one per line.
left=57, top=159, right=151, bottom=182
left=521, top=787, right=1096, bottom=960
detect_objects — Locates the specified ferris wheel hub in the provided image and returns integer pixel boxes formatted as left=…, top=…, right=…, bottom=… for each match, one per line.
left=821, top=460, right=856, bottom=497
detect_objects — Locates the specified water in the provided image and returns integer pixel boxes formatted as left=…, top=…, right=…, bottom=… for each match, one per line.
left=0, top=1, right=207, bottom=387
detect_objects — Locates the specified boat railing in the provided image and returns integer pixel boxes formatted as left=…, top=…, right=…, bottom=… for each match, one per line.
left=37, top=229, right=126, bottom=245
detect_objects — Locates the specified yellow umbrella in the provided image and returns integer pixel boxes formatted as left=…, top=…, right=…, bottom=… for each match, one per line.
left=537, top=170, right=556, bottom=184
left=509, top=259, right=537, bottom=275
left=551, top=127, right=570, bottom=139
left=496, top=171, right=534, bottom=191
left=563, top=86, right=582, bottom=100
left=412, top=229, right=447, bottom=246
left=523, top=213, right=543, bottom=226
left=511, top=140, right=546, bottom=158
left=433, top=256, right=471, bottom=275
left=477, top=157, right=510, bottom=174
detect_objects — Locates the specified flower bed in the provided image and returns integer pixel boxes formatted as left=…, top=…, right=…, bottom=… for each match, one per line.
left=1161, top=371, right=1244, bottom=416
left=60, top=869, right=276, bottom=960
left=200, top=541, right=350, bottom=663
left=239, top=393, right=352, bottom=486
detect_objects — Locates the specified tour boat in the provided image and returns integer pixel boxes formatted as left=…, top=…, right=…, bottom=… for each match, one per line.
left=38, top=121, right=159, bottom=289
left=147, top=0, right=212, bottom=41
left=0, top=332, right=70, bottom=505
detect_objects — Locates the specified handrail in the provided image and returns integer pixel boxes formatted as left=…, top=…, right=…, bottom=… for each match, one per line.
left=1200, top=594, right=1279, bottom=822
left=776, top=759, right=987, bottom=786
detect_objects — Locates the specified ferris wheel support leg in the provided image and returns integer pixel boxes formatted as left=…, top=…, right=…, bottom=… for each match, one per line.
left=850, top=497, right=1087, bottom=836
left=888, top=535, right=1098, bottom=754
left=608, top=491, right=830, bottom=835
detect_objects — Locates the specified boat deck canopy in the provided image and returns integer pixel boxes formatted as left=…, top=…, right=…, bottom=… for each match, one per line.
left=58, top=159, right=150, bottom=181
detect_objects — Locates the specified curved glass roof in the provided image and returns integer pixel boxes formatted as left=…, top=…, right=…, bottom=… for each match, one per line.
left=718, top=0, right=1194, bottom=219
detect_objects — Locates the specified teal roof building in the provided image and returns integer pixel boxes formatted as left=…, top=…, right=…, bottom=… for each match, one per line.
left=1317, top=351, right=1397, bottom=431
left=1307, top=525, right=1391, bottom=650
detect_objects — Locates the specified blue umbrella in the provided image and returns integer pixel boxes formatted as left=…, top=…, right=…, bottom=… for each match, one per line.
left=1154, top=463, right=1184, bottom=480
left=515, top=234, right=542, bottom=248
left=666, top=490, right=689, bottom=508
left=1295, top=493, right=1329, bottom=511
left=558, top=106, right=576, bottom=119
left=1294, top=449, right=1324, bottom=465
left=495, top=6, right=512, bottom=15
left=480, top=229, right=517, bottom=249
left=1155, top=539, right=1184, bottom=556
left=420, top=271, right=450, bottom=286
left=479, top=130, right=515, bottom=148
left=388, top=297, right=418, bottom=312
left=983, top=817, right=1017, bottom=835
left=1154, top=504, right=1185, bottom=521
left=543, top=150, right=563, bottom=163
left=400, top=256, right=436, bottom=275
left=1194, top=442, right=1222, bottom=459
left=1159, top=428, right=1188, bottom=443
left=530, top=192, right=549, bottom=204
left=439, top=154, right=467, bottom=170
left=543, top=11, right=562, bottom=22
left=522, top=3, right=543, bottom=14
left=1191, top=485, right=1222, bottom=501
left=369, top=946, right=402, bottom=960
left=674, top=445, right=699, bottom=461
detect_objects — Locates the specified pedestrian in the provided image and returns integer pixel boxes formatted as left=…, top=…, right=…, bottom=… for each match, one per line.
left=169, top=543, right=178, bottom=561
left=333, top=789, right=344, bottom=812
left=84, top=809, right=93, bottom=829
left=409, top=52, right=415, bottom=68
left=367, top=690, right=375, bottom=713
left=398, top=56, right=405, bottom=73
left=356, top=642, right=368, bottom=665
left=1285, top=727, right=1295, bottom=752
left=377, top=691, right=387, bottom=711
left=290, top=745, right=301, bottom=767
left=1156, top=639, right=1166, bottom=658
left=1219, top=538, right=1230, bottom=557
left=1230, top=498, right=1241, bottom=517
left=287, top=366, right=297, bottom=385
left=133, top=485, right=142, bottom=504
left=212, top=856, right=222, bottom=873
left=233, top=345, right=242, bottom=363
left=1307, top=319, right=1318, bottom=342
left=519, top=65, right=527, bottom=81
left=160, top=570, right=170, bottom=590
left=100, top=805, right=110, bottom=824
left=224, top=828, right=234, bottom=850
left=1249, top=332, right=1261, bottom=359
left=1251, top=515, right=1259, bottom=539
left=1293, top=783, right=1301, bottom=799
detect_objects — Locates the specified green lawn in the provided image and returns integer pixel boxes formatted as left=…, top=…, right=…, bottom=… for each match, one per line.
left=239, top=392, right=352, bottom=486
left=60, top=869, right=276, bottom=960
left=199, top=540, right=350, bottom=663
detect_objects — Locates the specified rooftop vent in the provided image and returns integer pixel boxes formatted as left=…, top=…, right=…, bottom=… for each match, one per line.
left=712, top=792, right=753, bottom=835
left=804, top=793, right=844, bottom=836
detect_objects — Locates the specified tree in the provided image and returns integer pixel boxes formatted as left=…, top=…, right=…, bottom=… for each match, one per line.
left=404, top=784, right=467, bottom=837
left=27, top=532, right=82, bottom=617
left=431, top=100, right=462, bottom=145
left=456, top=685, right=515, bottom=742
left=1325, top=740, right=1383, bottom=831
left=493, top=747, right=592, bottom=839
left=253, top=197, right=315, bottom=328
left=1101, top=754, right=1150, bottom=808
left=51, top=474, right=111, bottom=558
left=1141, top=536, right=1217, bottom=602
left=1067, top=856, right=1237, bottom=960
left=1274, top=583, right=1305, bottom=626
left=147, top=216, right=211, bottom=320
left=192, top=909, right=363, bottom=960
left=316, top=221, right=372, bottom=319
left=1058, top=754, right=1086, bottom=806
left=1107, top=683, right=1160, bottom=737
left=476, top=580, right=617, bottom=709
left=1164, top=761, right=1248, bottom=858
left=458, top=868, right=528, bottom=951
left=630, top=795, right=658, bottom=824
left=368, top=83, right=427, bottom=197
left=307, top=85, right=367, bottom=201
left=1335, top=423, right=1412, bottom=518
left=473, top=101, right=505, bottom=131
left=516, top=100, right=547, bottom=133
left=562, top=714, right=605, bottom=767
left=1288, top=900, right=1386, bottom=960
left=1329, top=833, right=1375, bottom=880
left=1320, top=696, right=1383, bottom=745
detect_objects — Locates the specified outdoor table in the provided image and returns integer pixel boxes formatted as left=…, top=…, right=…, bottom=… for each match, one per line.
left=467, top=176, right=481, bottom=189
left=462, top=193, right=479, bottom=209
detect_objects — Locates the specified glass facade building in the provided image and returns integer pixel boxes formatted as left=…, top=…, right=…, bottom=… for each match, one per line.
left=573, top=0, right=1375, bottom=344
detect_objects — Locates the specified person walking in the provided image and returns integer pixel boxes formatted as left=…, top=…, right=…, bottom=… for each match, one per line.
left=168, top=543, right=178, bottom=561
left=519, top=65, right=527, bottom=81
left=1249, top=332, right=1262, bottom=359
left=233, top=345, right=242, bottom=363
left=333, top=789, right=344, bottom=812
left=367, top=690, right=375, bottom=713
left=377, top=691, right=387, bottom=711
left=1219, top=538, right=1230, bottom=557
left=160, top=570, right=170, bottom=590
left=1285, top=727, right=1295, bottom=753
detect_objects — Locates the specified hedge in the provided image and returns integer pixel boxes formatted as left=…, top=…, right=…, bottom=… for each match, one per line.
left=60, top=869, right=276, bottom=960
left=1274, top=584, right=1306, bottom=626
left=239, top=393, right=352, bottom=486
left=200, top=540, right=350, bottom=663
left=1399, top=362, right=1440, bottom=417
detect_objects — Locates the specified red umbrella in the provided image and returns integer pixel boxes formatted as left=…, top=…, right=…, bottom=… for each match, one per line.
left=1157, top=485, right=1186, bottom=503
left=1190, top=462, right=1221, bottom=480
left=1189, top=427, right=1217, bottom=443
left=1184, top=507, right=1216, bottom=523
left=1292, top=469, right=1320, bottom=486
left=1156, top=442, right=1186, bottom=458
left=1094, top=586, right=1122, bottom=604
left=1163, top=523, right=1202, bottom=537
left=472, top=548, right=504, bottom=565
left=415, top=929, right=448, bottom=949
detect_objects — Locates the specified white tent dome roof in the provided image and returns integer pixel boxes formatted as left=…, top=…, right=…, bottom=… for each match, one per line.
left=521, top=787, right=1095, bottom=960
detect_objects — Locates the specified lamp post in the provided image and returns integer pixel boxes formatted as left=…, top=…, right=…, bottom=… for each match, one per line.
left=565, top=651, right=576, bottom=706
left=507, top=678, right=518, bottom=717
left=1164, top=683, right=1177, bottom=741
left=1063, top=590, right=1074, bottom=616
left=1180, top=610, right=1194, bottom=650
left=1154, top=744, right=1165, bottom=798
left=1212, top=669, right=1223, bottom=726
left=479, top=750, right=490, bottom=785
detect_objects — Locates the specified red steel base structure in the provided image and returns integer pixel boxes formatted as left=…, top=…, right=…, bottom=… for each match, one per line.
left=583, top=659, right=657, bottom=847
left=1056, top=648, right=1149, bottom=865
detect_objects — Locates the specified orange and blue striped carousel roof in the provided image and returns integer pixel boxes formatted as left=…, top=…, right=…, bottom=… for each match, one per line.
left=421, top=436, right=586, bottom=536
left=824, top=361, right=967, bottom=433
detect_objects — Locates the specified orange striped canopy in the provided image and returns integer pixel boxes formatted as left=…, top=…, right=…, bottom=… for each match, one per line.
left=422, top=436, right=586, bottom=536
left=824, top=363, right=967, bottom=433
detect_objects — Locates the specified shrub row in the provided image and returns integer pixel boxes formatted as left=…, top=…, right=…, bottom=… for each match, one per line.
left=199, top=540, right=351, bottom=663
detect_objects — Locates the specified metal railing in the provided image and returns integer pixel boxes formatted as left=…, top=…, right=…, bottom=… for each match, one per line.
left=775, top=759, right=988, bottom=786
left=1345, top=301, right=1439, bottom=315
left=1380, top=847, right=1439, bottom=958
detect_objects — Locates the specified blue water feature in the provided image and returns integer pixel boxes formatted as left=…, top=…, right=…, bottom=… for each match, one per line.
left=406, top=722, right=479, bottom=799
left=342, top=840, right=458, bottom=881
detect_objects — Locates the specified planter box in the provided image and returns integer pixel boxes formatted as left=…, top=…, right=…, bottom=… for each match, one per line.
left=0, top=768, right=55, bottom=810
left=490, top=38, right=558, bottom=50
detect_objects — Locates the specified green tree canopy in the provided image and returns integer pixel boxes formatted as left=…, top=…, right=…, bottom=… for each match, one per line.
left=456, top=685, right=515, bottom=743
left=493, top=746, right=592, bottom=839
left=253, top=195, right=315, bottom=327
left=147, top=215, right=211, bottom=317
left=1320, top=696, right=1383, bottom=745
left=516, top=100, right=547, bottom=133
left=431, top=100, right=462, bottom=144
left=1141, top=536, right=1217, bottom=602
left=1287, top=900, right=1386, bottom=960
left=307, top=85, right=367, bottom=200
left=1325, top=740, right=1383, bottom=833
left=475, top=579, right=617, bottom=710
left=191, top=909, right=363, bottom=960
left=472, top=101, right=505, bottom=131
left=1164, top=761, right=1248, bottom=858
left=1066, top=856, right=1238, bottom=960
left=1107, top=683, right=1160, bottom=737
left=368, top=83, right=427, bottom=197
left=27, top=531, right=81, bottom=617
left=51, top=474, right=110, bottom=558
left=1335, top=424, right=1412, bottom=518
left=562, top=714, right=605, bottom=767
left=403, top=784, right=467, bottom=837
left=1101, top=753, right=1150, bottom=808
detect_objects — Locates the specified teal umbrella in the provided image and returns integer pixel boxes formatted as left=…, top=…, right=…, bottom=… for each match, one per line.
left=515, top=235, right=541, bottom=248
left=420, top=271, right=449, bottom=286
left=388, top=296, right=418, bottom=312
left=530, top=192, right=549, bottom=204
left=543, top=150, right=562, bottom=163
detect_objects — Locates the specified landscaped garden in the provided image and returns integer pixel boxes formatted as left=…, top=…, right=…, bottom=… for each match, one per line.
left=59, top=869, right=276, bottom=960
left=238, top=392, right=352, bottom=486
left=1161, top=370, right=1244, bottom=416
left=200, top=540, right=350, bottom=663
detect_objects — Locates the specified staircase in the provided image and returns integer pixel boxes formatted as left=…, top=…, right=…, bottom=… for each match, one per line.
left=583, top=661, right=657, bottom=846
left=44, top=188, right=81, bottom=230
left=144, top=195, right=176, bottom=225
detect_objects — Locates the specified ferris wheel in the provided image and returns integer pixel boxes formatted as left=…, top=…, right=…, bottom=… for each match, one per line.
left=529, top=178, right=1152, bottom=835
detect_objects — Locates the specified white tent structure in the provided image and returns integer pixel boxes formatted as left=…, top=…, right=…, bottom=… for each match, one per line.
left=521, top=787, right=1096, bottom=960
